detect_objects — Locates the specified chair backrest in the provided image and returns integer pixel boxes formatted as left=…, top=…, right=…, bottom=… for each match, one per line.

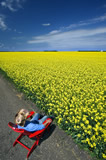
left=8, top=122, right=25, bottom=133
left=8, top=122, right=31, bottom=136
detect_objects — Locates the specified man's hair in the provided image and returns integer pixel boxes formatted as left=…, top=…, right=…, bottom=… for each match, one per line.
left=15, top=111, right=26, bottom=126
left=15, top=109, right=29, bottom=126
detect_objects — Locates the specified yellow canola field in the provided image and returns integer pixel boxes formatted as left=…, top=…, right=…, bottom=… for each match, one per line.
left=0, top=51, right=106, bottom=159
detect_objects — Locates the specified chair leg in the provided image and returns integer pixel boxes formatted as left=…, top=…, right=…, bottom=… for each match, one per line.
left=13, top=133, right=24, bottom=147
left=27, top=139, right=40, bottom=158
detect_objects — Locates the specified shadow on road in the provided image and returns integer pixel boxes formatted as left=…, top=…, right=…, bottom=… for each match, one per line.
left=39, top=124, right=56, bottom=145
left=30, top=124, right=56, bottom=146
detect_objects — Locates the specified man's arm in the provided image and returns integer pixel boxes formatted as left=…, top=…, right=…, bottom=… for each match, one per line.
left=43, top=119, right=52, bottom=127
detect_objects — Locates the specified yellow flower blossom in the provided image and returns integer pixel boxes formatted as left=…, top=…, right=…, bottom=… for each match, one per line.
left=77, top=134, right=81, bottom=137
left=102, top=153, right=106, bottom=159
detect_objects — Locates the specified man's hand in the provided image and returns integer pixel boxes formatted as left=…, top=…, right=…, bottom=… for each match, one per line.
left=43, top=119, right=52, bottom=127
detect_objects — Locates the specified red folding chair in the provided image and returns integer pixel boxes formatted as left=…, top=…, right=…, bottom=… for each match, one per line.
left=8, top=111, right=52, bottom=159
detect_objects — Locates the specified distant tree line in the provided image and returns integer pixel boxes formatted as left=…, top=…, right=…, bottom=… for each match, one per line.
left=78, top=50, right=106, bottom=52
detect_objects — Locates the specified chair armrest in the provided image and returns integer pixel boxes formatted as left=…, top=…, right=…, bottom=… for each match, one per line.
left=27, top=111, right=35, bottom=119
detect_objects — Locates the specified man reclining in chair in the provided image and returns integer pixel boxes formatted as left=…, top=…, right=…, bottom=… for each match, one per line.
left=15, top=109, right=52, bottom=132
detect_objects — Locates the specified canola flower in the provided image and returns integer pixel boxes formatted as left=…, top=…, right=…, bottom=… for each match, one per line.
left=0, top=51, right=106, bottom=159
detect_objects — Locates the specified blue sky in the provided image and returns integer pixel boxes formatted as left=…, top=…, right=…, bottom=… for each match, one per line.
left=0, top=0, right=106, bottom=51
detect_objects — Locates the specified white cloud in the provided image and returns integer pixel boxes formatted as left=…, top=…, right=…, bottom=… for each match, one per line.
left=0, top=43, right=4, bottom=48
left=91, top=14, right=106, bottom=22
left=28, top=14, right=106, bottom=50
left=1, top=1, right=6, bottom=7
left=0, top=15, right=22, bottom=32
left=12, top=36, right=24, bottom=40
left=0, top=15, right=7, bottom=30
left=49, top=30, right=61, bottom=35
left=28, top=27, right=106, bottom=50
left=0, top=0, right=26, bottom=12
left=67, top=14, right=106, bottom=29
left=103, top=4, right=106, bottom=8
left=42, top=23, right=51, bottom=26
left=18, top=31, right=22, bottom=34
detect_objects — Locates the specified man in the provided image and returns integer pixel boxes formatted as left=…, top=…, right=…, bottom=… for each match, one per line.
left=15, top=109, right=52, bottom=132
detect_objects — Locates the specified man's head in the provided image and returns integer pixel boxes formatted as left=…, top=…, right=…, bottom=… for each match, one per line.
left=15, top=109, right=29, bottom=126
left=18, top=109, right=29, bottom=118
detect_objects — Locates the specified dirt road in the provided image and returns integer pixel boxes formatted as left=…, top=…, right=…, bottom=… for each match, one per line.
left=0, top=73, right=94, bottom=160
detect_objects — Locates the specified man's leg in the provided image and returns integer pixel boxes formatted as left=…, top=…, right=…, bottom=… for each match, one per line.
left=38, top=116, right=49, bottom=124
left=30, top=113, right=40, bottom=121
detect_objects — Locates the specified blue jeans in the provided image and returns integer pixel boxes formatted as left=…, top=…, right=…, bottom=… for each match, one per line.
left=30, top=113, right=49, bottom=124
